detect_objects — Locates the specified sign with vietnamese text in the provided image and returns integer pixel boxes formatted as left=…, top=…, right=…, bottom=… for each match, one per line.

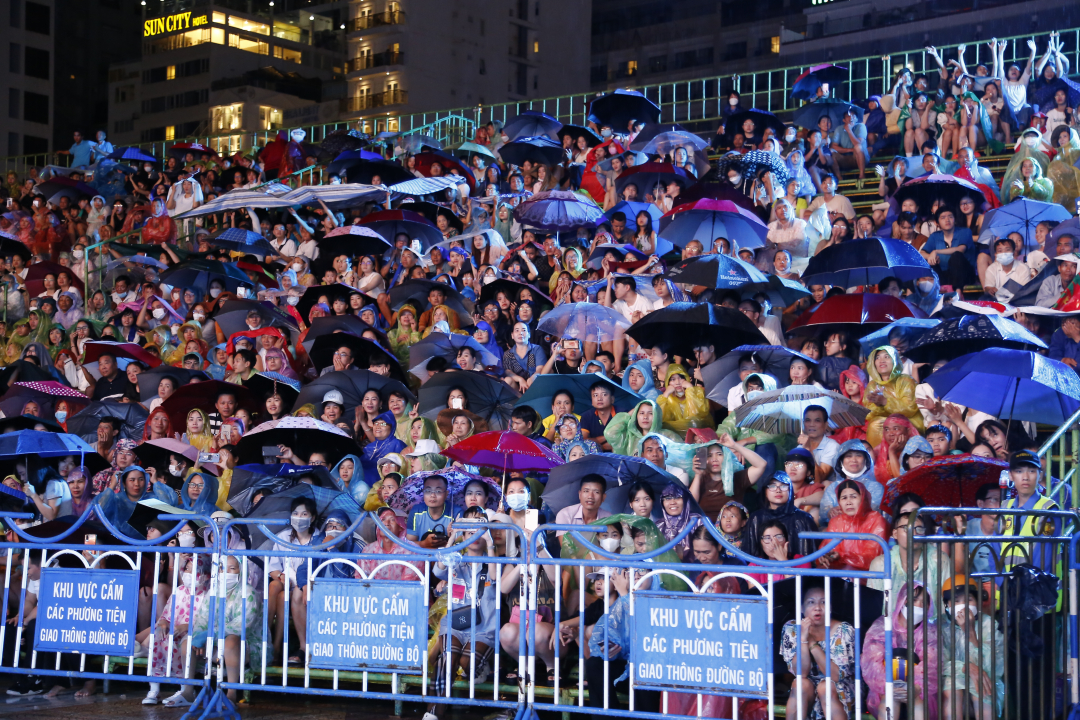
left=34, top=569, right=139, bottom=657
left=143, top=12, right=209, bottom=37
left=307, top=579, right=427, bottom=673
left=632, top=591, right=770, bottom=697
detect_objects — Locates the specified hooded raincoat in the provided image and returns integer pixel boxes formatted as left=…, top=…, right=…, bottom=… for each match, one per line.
left=360, top=410, right=407, bottom=486
left=1048, top=127, right=1080, bottom=210
left=863, top=345, right=923, bottom=448
left=820, top=478, right=889, bottom=571
left=602, top=398, right=679, bottom=457
left=819, top=438, right=885, bottom=519
left=742, top=471, right=819, bottom=559
left=620, top=357, right=659, bottom=400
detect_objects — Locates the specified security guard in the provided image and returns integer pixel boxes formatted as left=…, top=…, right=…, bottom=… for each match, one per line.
left=1000, top=449, right=1061, bottom=575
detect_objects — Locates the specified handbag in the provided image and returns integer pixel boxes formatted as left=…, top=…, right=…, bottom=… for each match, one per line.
left=448, top=572, right=488, bottom=631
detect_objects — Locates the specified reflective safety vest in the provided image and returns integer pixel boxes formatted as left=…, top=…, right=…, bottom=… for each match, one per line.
left=1001, top=494, right=1063, bottom=609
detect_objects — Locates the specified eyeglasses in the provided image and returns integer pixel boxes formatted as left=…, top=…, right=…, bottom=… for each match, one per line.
left=373, top=420, right=390, bottom=428
left=334, top=351, right=353, bottom=358
left=423, top=487, right=446, bottom=496
left=187, top=483, right=204, bottom=491
left=895, top=525, right=926, bottom=535
left=761, top=534, right=785, bottom=543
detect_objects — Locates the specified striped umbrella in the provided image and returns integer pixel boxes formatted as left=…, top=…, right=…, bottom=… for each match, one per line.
left=175, top=189, right=296, bottom=218
left=390, top=176, right=464, bottom=197
left=285, top=184, right=385, bottom=206
left=734, top=385, right=869, bottom=435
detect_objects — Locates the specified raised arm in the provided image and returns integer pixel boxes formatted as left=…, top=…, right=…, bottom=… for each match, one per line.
left=1020, top=38, right=1038, bottom=84
left=990, top=39, right=1003, bottom=80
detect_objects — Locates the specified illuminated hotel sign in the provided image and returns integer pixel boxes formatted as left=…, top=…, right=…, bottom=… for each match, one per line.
left=143, top=11, right=209, bottom=37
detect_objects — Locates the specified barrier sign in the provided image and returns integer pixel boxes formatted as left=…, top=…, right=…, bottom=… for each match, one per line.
left=632, top=591, right=770, bottom=697
left=307, top=579, right=426, bottom=673
left=34, top=568, right=139, bottom=656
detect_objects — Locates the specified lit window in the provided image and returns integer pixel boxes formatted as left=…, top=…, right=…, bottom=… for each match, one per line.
left=771, top=36, right=780, bottom=54
left=274, top=46, right=302, bottom=63
left=228, top=16, right=269, bottom=35
left=259, top=106, right=283, bottom=130
left=165, top=126, right=175, bottom=141
left=212, top=12, right=226, bottom=24
left=211, top=103, right=244, bottom=132
left=166, top=65, right=176, bottom=80
left=627, top=60, right=638, bottom=74
left=229, top=34, right=269, bottom=55
left=211, top=28, right=224, bottom=44
left=533, top=41, right=539, bottom=53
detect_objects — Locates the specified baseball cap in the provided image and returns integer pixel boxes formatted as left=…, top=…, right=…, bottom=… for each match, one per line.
left=1008, top=449, right=1040, bottom=470
left=785, top=447, right=814, bottom=465
left=322, top=389, right=344, bottom=406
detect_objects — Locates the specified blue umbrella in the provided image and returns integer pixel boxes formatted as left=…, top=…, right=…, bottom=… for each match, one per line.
left=605, top=200, right=662, bottom=225
left=923, top=348, right=1080, bottom=424
left=665, top=253, right=768, bottom=289
left=739, top=276, right=812, bottom=306
left=542, top=453, right=679, bottom=515
left=657, top=200, right=769, bottom=250
left=502, top=110, right=562, bottom=141
left=498, top=136, right=565, bottom=167
left=207, top=227, right=276, bottom=255
left=513, top=190, right=605, bottom=232
left=802, top=237, right=932, bottom=287
left=536, top=303, right=632, bottom=344
left=791, top=64, right=849, bottom=101
left=977, top=199, right=1073, bottom=253
left=107, top=147, right=157, bottom=163
left=585, top=243, right=646, bottom=270
left=0, top=430, right=97, bottom=459
left=857, top=318, right=941, bottom=358
left=516, top=373, right=641, bottom=417
left=905, top=315, right=1047, bottom=363
left=793, top=98, right=863, bottom=131
left=408, top=334, right=501, bottom=381
left=587, top=90, right=661, bottom=128
left=702, top=345, right=818, bottom=405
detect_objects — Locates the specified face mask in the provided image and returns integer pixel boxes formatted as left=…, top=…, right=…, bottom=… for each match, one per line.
left=291, top=516, right=311, bottom=532
left=901, top=605, right=925, bottom=624
left=287, top=295, right=300, bottom=306
left=1025, top=136, right=1039, bottom=148
left=506, top=493, right=529, bottom=512
left=292, top=263, right=303, bottom=272
left=224, top=573, right=239, bottom=591
left=600, top=537, right=621, bottom=552
left=729, top=98, right=739, bottom=106
left=152, top=308, right=166, bottom=320
left=324, top=529, right=343, bottom=539
left=746, top=390, right=764, bottom=401
left=917, top=281, right=934, bottom=293
left=996, top=252, right=1014, bottom=266
left=784, top=130, right=796, bottom=142
left=193, top=312, right=205, bottom=321
left=600, top=129, right=612, bottom=138
left=169, top=463, right=181, bottom=477
left=73, top=249, right=84, bottom=259
left=729, top=174, right=742, bottom=186
left=54, top=410, right=67, bottom=423
left=181, top=572, right=194, bottom=586
left=209, top=288, right=221, bottom=298
left=483, top=275, right=496, bottom=285
left=178, top=534, right=196, bottom=548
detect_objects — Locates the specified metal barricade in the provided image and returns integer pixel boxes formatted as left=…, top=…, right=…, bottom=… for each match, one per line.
left=0, top=508, right=221, bottom=711
left=527, top=519, right=892, bottom=720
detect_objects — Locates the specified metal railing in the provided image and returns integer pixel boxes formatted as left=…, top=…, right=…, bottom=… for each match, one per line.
left=347, top=52, right=405, bottom=73
left=346, top=11, right=407, bottom=33
left=339, top=90, right=409, bottom=115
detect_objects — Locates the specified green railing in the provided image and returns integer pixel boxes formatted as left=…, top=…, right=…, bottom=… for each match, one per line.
left=5, top=27, right=1078, bottom=173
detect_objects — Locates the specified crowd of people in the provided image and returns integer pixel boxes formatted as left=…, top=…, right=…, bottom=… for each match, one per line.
left=0, top=38, right=1076, bottom=720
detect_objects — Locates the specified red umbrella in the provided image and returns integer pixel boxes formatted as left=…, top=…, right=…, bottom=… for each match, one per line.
left=440, top=430, right=564, bottom=473
left=24, top=261, right=85, bottom=297
left=82, top=341, right=161, bottom=368
left=159, top=380, right=259, bottom=434
left=168, top=142, right=219, bottom=160
left=788, top=293, right=927, bottom=335
left=881, top=454, right=1008, bottom=514
left=412, top=151, right=476, bottom=192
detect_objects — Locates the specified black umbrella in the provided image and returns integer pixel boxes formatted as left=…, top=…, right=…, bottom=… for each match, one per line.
left=792, top=98, right=863, bottom=131
left=400, top=201, right=464, bottom=232
left=159, top=380, right=260, bottom=433
left=0, top=414, right=65, bottom=435
left=158, top=258, right=253, bottom=295
left=234, top=416, right=364, bottom=466
left=893, top=174, right=984, bottom=213
left=714, top=150, right=790, bottom=187
left=242, top=372, right=301, bottom=409
left=477, top=277, right=553, bottom=309
left=331, top=158, right=412, bottom=185
left=588, top=89, right=661, bottom=128
left=67, top=401, right=148, bottom=442
left=791, top=64, right=850, bottom=101
left=136, top=366, right=210, bottom=402
left=557, top=124, right=602, bottom=148
left=309, top=333, right=408, bottom=383
left=293, top=368, right=415, bottom=415
left=498, top=136, right=566, bottom=167
left=905, top=314, right=1047, bottom=364
left=626, top=302, right=768, bottom=358
left=243, top=484, right=362, bottom=550
left=417, top=371, right=520, bottom=431
left=301, top=315, right=389, bottom=354
left=388, top=279, right=475, bottom=329
left=615, top=162, right=692, bottom=198
left=0, top=237, right=31, bottom=263
left=296, top=283, right=373, bottom=323
left=724, top=108, right=786, bottom=141
left=801, top=237, right=932, bottom=287
left=227, top=463, right=340, bottom=516
left=542, top=453, right=702, bottom=517
left=212, top=299, right=299, bottom=337
left=502, top=110, right=562, bottom=141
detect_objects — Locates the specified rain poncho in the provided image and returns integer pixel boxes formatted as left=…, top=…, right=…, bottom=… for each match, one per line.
left=820, top=479, right=888, bottom=571
left=938, top=601, right=1006, bottom=710
left=861, top=582, right=940, bottom=720
left=833, top=366, right=869, bottom=445
left=1001, top=138, right=1052, bottom=202
left=95, top=467, right=177, bottom=539
left=742, top=471, right=819, bottom=559
left=908, top=273, right=943, bottom=316
left=552, top=414, right=598, bottom=461
left=189, top=564, right=261, bottom=671
left=180, top=470, right=220, bottom=515
left=360, top=411, right=407, bottom=486
left=620, top=357, right=658, bottom=400
left=819, top=438, right=884, bottom=518
left=332, top=453, right=371, bottom=506
left=400, top=416, right=443, bottom=453
left=564, top=514, right=689, bottom=593
left=863, top=345, right=923, bottom=448
left=599, top=398, right=678, bottom=457
left=359, top=508, right=423, bottom=581
left=1048, top=127, right=1080, bottom=210
left=182, top=408, right=216, bottom=454
left=473, top=320, right=503, bottom=370
left=874, top=414, right=921, bottom=484
left=655, top=482, right=700, bottom=558
left=655, top=364, right=711, bottom=436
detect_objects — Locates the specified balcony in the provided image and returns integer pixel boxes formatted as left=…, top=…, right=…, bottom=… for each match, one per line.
left=347, top=11, right=406, bottom=33
left=339, top=89, right=408, bottom=114
left=347, top=51, right=405, bottom=73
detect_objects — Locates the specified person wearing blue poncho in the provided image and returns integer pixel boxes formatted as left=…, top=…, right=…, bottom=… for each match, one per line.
left=360, top=410, right=407, bottom=486
left=179, top=471, right=220, bottom=515
left=620, top=357, right=657, bottom=400
left=331, top=453, right=371, bottom=506
left=95, top=466, right=178, bottom=539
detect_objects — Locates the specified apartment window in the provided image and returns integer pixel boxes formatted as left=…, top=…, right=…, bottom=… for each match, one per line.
left=8, top=133, right=18, bottom=156
left=229, top=34, right=269, bottom=55
left=273, top=46, right=302, bottom=63
left=725, top=42, right=746, bottom=61
left=23, top=91, right=48, bottom=124
left=166, top=65, right=176, bottom=80
left=479, top=58, right=485, bottom=75
left=8, top=89, right=19, bottom=119
left=25, top=135, right=48, bottom=154
left=165, top=125, right=176, bottom=141
left=25, top=46, right=49, bottom=79
left=211, top=103, right=243, bottom=131
left=648, top=55, right=666, bottom=73
left=533, top=40, right=538, bottom=53
left=25, top=2, right=50, bottom=35
left=771, top=36, right=780, bottom=54
left=10, top=1, right=20, bottom=28
left=9, top=43, right=20, bottom=73
left=114, top=118, right=133, bottom=133
left=533, top=74, right=537, bottom=90
left=258, top=106, right=282, bottom=130
left=213, top=11, right=226, bottom=24
left=227, top=16, right=270, bottom=36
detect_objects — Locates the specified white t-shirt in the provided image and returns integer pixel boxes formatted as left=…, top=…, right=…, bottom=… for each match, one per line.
left=984, top=259, right=1032, bottom=303
left=271, top=237, right=299, bottom=257
left=358, top=272, right=386, bottom=299
left=1002, top=80, right=1029, bottom=114
left=803, top=436, right=840, bottom=471
left=297, top=239, right=320, bottom=261
left=613, top=293, right=654, bottom=323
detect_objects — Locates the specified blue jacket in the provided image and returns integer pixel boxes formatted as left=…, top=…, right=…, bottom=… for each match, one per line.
left=1048, top=328, right=1080, bottom=365
left=922, top=228, right=975, bottom=271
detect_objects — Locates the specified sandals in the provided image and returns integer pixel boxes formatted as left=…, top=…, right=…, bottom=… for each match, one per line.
left=161, top=691, right=192, bottom=708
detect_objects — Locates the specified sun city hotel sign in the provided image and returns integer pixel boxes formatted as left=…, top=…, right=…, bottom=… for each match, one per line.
left=143, top=11, right=209, bottom=37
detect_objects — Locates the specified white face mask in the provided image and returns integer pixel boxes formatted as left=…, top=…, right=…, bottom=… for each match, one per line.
left=996, top=252, right=1014, bottom=266
left=73, top=249, right=84, bottom=259
left=483, top=275, right=496, bottom=285
left=169, top=463, right=181, bottom=476
left=729, top=174, right=742, bottom=186
left=324, top=528, right=343, bottom=539
left=746, top=389, right=764, bottom=401
left=292, top=516, right=311, bottom=532
left=287, top=295, right=300, bottom=306
left=917, top=281, right=934, bottom=293
left=601, top=129, right=612, bottom=138
left=178, top=534, right=196, bottom=548
left=900, top=605, right=925, bottom=624
left=224, top=572, right=239, bottom=591
left=1025, top=136, right=1040, bottom=148
left=152, top=308, right=166, bottom=320
left=729, top=98, right=739, bottom=106
left=193, top=312, right=205, bottom=321
left=209, top=288, right=222, bottom=298
left=784, top=129, right=796, bottom=142
left=292, top=263, right=303, bottom=272
left=506, top=493, right=529, bottom=512
left=600, top=537, right=621, bottom=552
left=182, top=572, right=194, bottom=586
